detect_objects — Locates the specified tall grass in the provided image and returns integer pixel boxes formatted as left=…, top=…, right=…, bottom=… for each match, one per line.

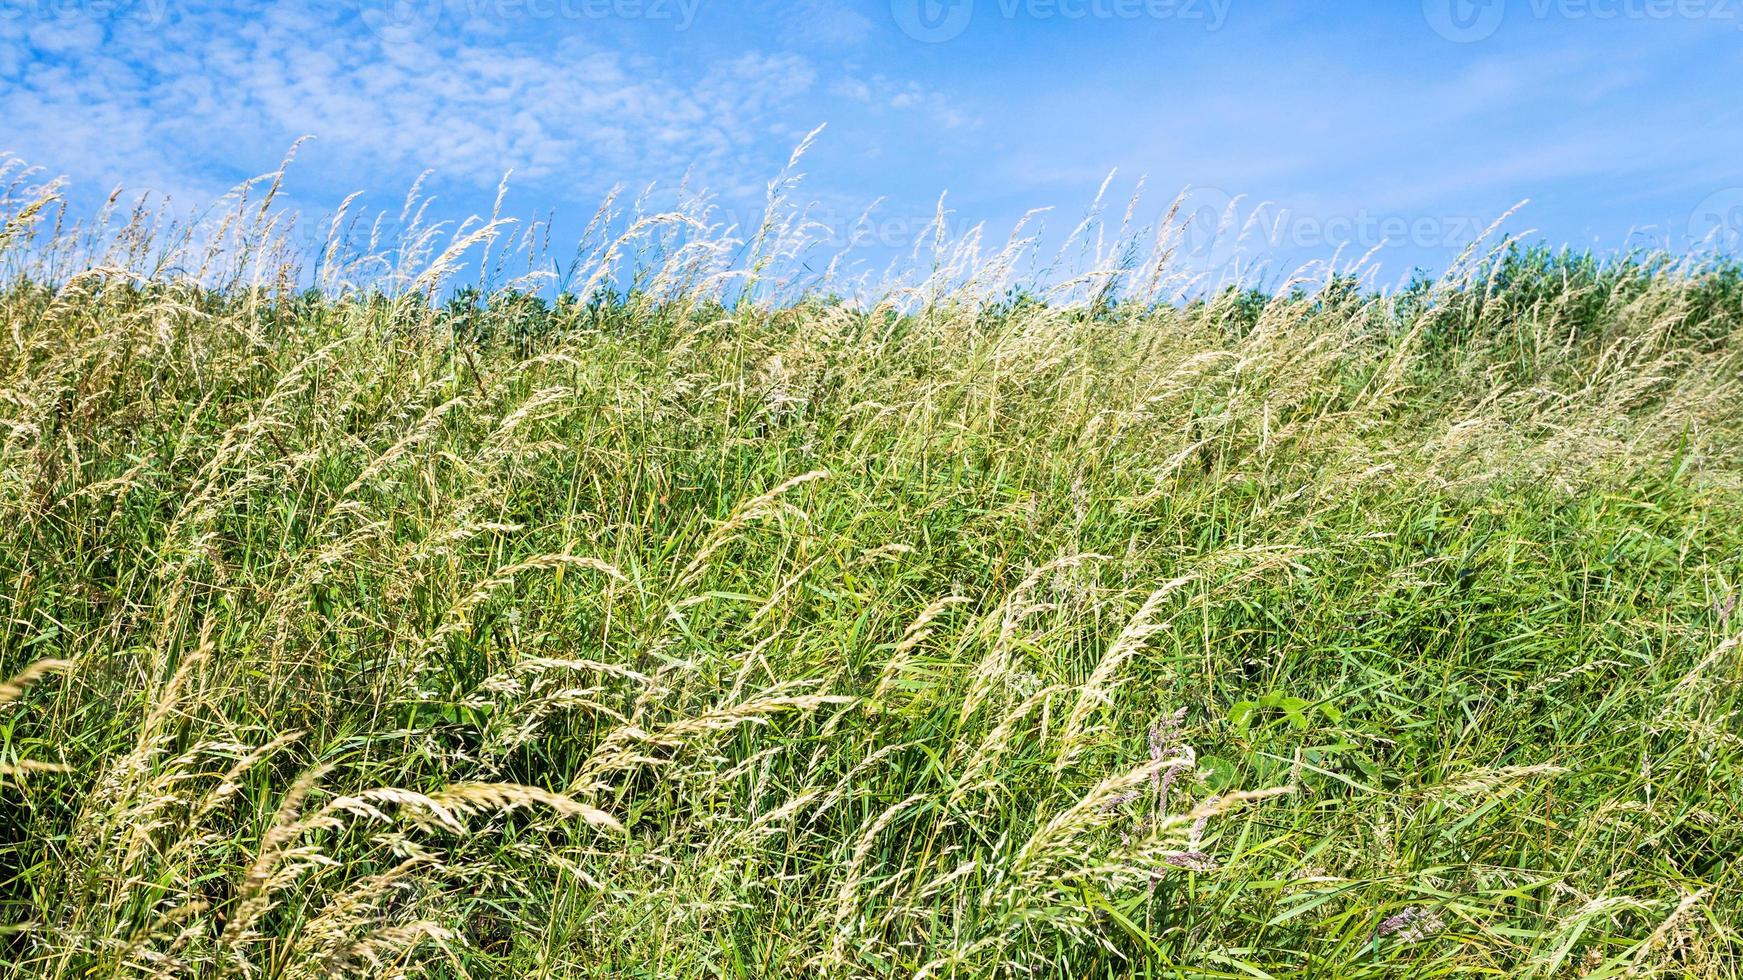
left=1, top=150, right=1741, bottom=977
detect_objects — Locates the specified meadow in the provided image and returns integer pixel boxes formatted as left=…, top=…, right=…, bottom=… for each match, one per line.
left=1, top=153, right=1741, bottom=977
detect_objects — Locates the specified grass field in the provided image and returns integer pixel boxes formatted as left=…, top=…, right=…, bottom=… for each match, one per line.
left=2, top=160, right=1742, bottom=977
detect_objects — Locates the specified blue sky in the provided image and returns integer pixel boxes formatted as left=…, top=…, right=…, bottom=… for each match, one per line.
left=4, top=0, right=1742, bottom=287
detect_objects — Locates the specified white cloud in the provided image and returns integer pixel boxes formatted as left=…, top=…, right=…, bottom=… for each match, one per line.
left=775, top=0, right=874, bottom=46
left=829, top=74, right=973, bottom=130
left=0, top=4, right=821, bottom=208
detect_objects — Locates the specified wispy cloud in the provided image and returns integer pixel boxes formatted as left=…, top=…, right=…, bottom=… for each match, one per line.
left=1, top=3, right=817, bottom=206
left=4, top=0, right=1740, bottom=277
left=775, top=0, right=874, bottom=46
left=830, top=74, right=973, bottom=130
